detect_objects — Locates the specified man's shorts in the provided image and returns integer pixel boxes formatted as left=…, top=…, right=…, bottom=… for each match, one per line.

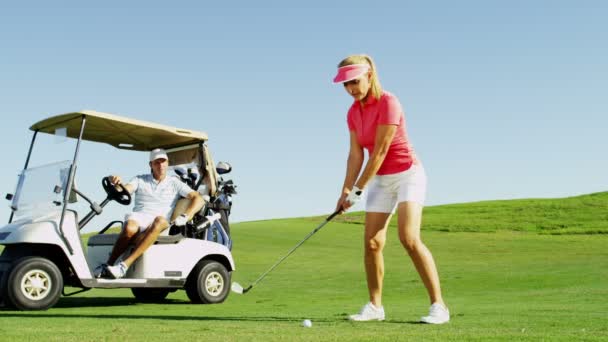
left=124, top=212, right=170, bottom=232
left=365, top=164, right=427, bottom=213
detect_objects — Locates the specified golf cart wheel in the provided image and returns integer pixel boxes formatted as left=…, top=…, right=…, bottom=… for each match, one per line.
left=131, top=288, right=171, bottom=302
left=4, top=257, right=63, bottom=311
left=185, top=260, right=230, bottom=304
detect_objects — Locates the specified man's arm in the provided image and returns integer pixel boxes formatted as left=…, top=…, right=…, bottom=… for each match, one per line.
left=181, top=191, right=203, bottom=219
left=109, top=175, right=136, bottom=194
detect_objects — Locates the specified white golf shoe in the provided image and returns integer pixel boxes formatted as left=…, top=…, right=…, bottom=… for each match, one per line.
left=420, top=303, right=450, bottom=324
left=105, top=261, right=129, bottom=279
left=349, top=302, right=385, bottom=321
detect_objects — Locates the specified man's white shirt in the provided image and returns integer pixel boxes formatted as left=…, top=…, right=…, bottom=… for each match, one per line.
left=127, top=174, right=193, bottom=218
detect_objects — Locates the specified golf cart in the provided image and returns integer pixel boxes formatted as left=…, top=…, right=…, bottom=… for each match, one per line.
left=0, top=110, right=237, bottom=310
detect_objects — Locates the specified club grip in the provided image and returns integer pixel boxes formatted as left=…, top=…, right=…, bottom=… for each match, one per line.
left=326, top=210, right=340, bottom=222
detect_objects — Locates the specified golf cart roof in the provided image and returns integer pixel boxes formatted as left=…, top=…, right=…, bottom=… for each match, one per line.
left=29, top=110, right=208, bottom=151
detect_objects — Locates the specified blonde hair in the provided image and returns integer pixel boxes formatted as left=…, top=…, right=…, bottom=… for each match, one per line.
left=338, top=54, right=383, bottom=101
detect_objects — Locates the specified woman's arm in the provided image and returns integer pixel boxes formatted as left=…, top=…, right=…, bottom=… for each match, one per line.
left=336, top=131, right=364, bottom=212
left=354, top=124, right=397, bottom=189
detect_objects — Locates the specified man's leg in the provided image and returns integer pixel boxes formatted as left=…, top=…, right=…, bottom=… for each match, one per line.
left=105, top=216, right=169, bottom=279
left=107, top=220, right=140, bottom=265
left=121, top=216, right=169, bottom=267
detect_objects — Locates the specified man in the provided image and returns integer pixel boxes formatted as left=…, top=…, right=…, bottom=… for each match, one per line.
left=94, top=148, right=203, bottom=279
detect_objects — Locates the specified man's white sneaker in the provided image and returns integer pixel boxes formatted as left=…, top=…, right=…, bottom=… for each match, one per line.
left=105, top=262, right=129, bottom=279
left=349, top=302, right=385, bottom=321
left=420, top=303, right=450, bottom=324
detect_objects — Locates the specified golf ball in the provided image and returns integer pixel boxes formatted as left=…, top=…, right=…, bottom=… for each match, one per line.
left=302, top=319, right=312, bottom=328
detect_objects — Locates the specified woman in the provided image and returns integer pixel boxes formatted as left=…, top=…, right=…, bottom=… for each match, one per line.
left=333, top=54, right=449, bottom=324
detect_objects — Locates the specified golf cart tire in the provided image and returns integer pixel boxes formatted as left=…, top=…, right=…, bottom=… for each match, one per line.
left=131, top=288, right=171, bottom=302
left=185, top=260, right=230, bottom=304
left=4, top=256, right=63, bottom=311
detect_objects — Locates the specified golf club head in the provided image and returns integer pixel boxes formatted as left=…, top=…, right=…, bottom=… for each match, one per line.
left=231, top=282, right=253, bottom=294
left=231, top=282, right=244, bottom=294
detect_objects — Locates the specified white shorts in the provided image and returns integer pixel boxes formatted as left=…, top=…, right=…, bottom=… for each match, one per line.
left=124, top=212, right=170, bottom=232
left=365, top=164, right=427, bottom=213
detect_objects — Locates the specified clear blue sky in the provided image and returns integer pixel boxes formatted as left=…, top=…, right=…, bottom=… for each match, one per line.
left=1, top=1, right=606, bottom=230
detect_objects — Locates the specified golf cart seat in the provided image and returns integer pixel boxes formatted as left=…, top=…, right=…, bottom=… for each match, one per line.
left=88, top=192, right=204, bottom=248
left=87, top=233, right=184, bottom=247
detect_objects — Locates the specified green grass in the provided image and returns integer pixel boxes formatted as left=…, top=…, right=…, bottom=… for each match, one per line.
left=1, top=193, right=608, bottom=340
left=329, top=191, right=608, bottom=234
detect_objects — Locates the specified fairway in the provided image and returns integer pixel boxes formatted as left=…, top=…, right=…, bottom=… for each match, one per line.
left=1, top=217, right=607, bottom=341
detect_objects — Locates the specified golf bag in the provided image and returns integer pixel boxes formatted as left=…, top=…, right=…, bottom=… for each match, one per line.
left=170, top=165, right=236, bottom=250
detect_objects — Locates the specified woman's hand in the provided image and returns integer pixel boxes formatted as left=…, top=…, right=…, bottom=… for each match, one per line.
left=335, top=192, right=349, bottom=214
left=345, top=186, right=363, bottom=207
left=336, top=186, right=363, bottom=213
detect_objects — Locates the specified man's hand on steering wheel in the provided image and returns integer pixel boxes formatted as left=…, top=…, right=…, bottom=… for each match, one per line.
left=102, top=176, right=132, bottom=205
left=109, top=175, right=122, bottom=186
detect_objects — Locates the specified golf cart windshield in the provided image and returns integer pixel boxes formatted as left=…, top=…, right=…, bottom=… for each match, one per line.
left=11, top=160, right=72, bottom=221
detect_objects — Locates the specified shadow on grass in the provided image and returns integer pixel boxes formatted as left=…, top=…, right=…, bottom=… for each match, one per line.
left=0, top=312, right=419, bottom=324
left=1, top=299, right=418, bottom=324
left=0, top=312, right=313, bottom=322
left=0, top=296, right=189, bottom=310
left=1, top=297, right=422, bottom=324
left=53, top=296, right=186, bottom=308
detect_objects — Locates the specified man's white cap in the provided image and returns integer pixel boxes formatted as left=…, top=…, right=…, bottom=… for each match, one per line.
left=149, top=148, right=168, bottom=162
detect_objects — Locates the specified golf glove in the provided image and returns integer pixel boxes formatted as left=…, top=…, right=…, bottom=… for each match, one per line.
left=346, top=186, right=363, bottom=206
left=174, top=214, right=189, bottom=226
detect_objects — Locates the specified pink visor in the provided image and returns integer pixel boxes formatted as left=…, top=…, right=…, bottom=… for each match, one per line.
left=333, top=64, right=370, bottom=83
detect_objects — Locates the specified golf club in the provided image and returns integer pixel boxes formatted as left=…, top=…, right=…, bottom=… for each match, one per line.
left=231, top=210, right=341, bottom=294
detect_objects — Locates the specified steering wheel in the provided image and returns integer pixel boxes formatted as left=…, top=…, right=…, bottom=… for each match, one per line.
left=102, top=177, right=132, bottom=205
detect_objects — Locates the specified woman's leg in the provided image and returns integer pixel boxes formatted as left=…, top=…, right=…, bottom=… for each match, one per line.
left=364, top=211, right=392, bottom=307
left=397, top=201, right=445, bottom=307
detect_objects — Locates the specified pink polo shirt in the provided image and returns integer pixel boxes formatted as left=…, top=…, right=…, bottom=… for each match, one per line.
left=346, top=91, right=418, bottom=175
